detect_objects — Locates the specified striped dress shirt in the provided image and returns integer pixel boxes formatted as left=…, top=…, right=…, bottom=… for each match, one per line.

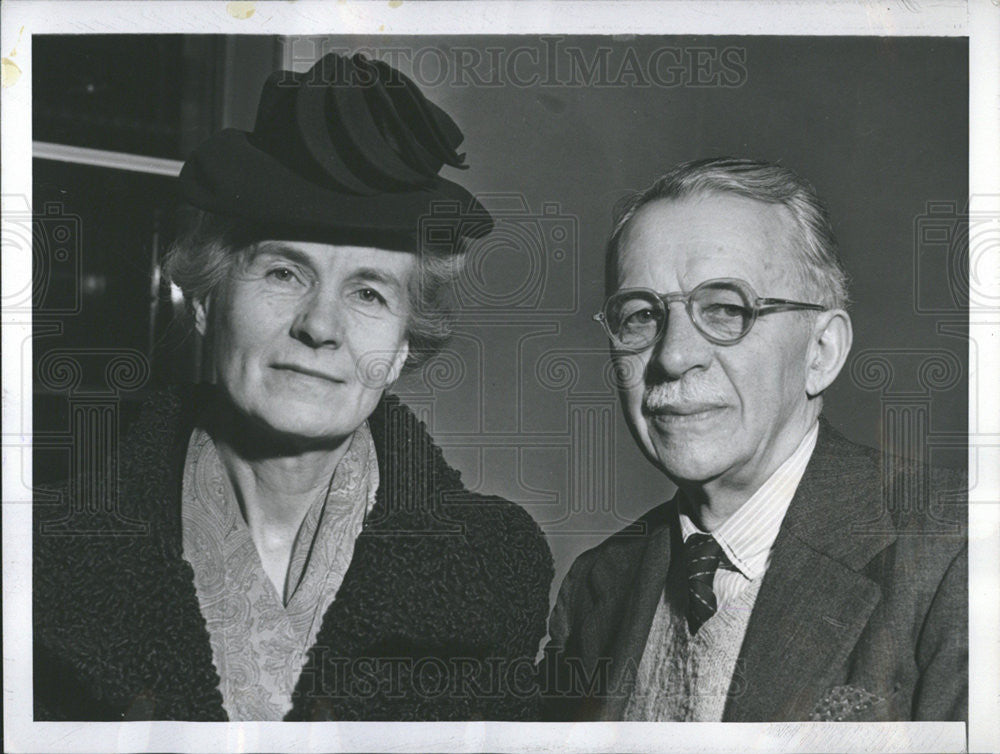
left=678, top=421, right=820, bottom=609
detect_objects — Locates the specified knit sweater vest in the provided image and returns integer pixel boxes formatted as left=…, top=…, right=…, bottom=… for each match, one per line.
left=623, top=576, right=764, bottom=721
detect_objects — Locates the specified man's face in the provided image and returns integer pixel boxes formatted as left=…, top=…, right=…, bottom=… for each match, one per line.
left=612, top=192, right=818, bottom=492
left=201, top=240, right=415, bottom=445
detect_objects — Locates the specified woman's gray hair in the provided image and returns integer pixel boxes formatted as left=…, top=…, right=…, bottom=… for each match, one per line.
left=161, top=210, right=464, bottom=372
left=607, top=157, right=850, bottom=309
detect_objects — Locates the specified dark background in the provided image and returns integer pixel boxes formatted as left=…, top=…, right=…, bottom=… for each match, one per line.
left=32, top=35, right=969, bottom=598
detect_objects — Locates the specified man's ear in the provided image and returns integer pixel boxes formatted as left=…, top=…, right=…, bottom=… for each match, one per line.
left=805, top=309, right=853, bottom=397
left=192, top=297, right=210, bottom=337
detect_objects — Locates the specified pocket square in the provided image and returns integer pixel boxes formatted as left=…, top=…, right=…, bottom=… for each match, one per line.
left=810, top=684, right=885, bottom=721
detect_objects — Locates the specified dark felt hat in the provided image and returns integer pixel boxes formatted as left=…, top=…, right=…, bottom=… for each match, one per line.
left=178, top=53, right=493, bottom=252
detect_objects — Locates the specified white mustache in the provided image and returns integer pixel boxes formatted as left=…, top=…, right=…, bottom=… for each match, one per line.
left=642, top=382, right=730, bottom=413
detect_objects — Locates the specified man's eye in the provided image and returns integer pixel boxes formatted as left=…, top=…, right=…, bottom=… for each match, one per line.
left=621, top=308, right=658, bottom=327
left=703, top=303, right=747, bottom=318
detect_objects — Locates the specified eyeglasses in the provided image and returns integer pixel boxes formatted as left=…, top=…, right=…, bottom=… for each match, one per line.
left=594, top=277, right=827, bottom=350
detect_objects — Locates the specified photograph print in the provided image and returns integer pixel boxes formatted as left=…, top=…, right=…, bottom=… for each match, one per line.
left=3, top=5, right=992, bottom=753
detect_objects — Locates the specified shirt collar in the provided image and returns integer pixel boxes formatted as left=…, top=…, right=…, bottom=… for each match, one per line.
left=678, top=421, right=819, bottom=580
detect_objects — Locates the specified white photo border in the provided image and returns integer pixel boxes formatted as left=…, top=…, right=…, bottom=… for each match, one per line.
left=3, top=2, right=996, bottom=752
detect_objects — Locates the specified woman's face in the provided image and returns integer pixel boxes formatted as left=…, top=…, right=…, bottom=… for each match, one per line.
left=196, top=240, right=415, bottom=445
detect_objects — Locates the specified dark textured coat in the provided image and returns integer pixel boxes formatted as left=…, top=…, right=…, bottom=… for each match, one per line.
left=542, top=418, right=967, bottom=722
left=34, top=385, right=553, bottom=721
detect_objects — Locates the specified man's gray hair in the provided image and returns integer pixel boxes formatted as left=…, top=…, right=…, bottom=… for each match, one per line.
left=162, top=210, right=463, bottom=372
left=606, top=157, right=850, bottom=309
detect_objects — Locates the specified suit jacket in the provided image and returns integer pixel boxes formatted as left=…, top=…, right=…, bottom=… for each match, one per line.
left=34, top=384, right=554, bottom=721
left=542, top=417, right=967, bottom=722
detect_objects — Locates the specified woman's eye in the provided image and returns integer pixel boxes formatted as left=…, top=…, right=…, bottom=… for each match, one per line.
left=356, top=287, right=387, bottom=305
left=265, top=266, right=301, bottom=284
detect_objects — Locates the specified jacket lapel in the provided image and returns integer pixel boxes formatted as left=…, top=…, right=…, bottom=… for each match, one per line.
left=579, top=504, right=675, bottom=721
left=724, top=419, right=896, bottom=721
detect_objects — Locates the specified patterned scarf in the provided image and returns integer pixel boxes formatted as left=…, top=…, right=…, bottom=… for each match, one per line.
left=181, top=421, right=378, bottom=720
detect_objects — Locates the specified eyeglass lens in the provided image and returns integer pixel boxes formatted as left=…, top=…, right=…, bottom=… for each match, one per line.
left=606, top=282, right=753, bottom=348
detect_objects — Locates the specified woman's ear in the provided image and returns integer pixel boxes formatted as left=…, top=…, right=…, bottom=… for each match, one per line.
left=192, top=297, right=210, bottom=336
left=386, top=341, right=410, bottom=385
left=805, top=309, right=853, bottom=397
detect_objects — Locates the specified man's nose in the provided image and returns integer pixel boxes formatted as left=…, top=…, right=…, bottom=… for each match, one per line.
left=290, top=289, right=344, bottom=348
left=649, top=302, right=713, bottom=379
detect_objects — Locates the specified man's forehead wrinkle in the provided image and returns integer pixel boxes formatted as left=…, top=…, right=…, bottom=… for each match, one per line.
left=615, top=194, right=800, bottom=294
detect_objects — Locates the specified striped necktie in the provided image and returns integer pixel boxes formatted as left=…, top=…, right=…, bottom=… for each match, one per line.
left=682, top=531, right=731, bottom=635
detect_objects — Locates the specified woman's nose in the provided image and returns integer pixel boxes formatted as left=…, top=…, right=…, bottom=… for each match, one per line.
left=290, top=291, right=343, bottom=348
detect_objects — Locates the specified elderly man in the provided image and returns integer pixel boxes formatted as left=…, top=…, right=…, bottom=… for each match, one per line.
left=542, top=157, right=966, bottom=722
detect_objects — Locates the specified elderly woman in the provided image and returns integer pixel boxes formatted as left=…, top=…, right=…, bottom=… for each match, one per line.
left=34, top=53, right=552, bottom=721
